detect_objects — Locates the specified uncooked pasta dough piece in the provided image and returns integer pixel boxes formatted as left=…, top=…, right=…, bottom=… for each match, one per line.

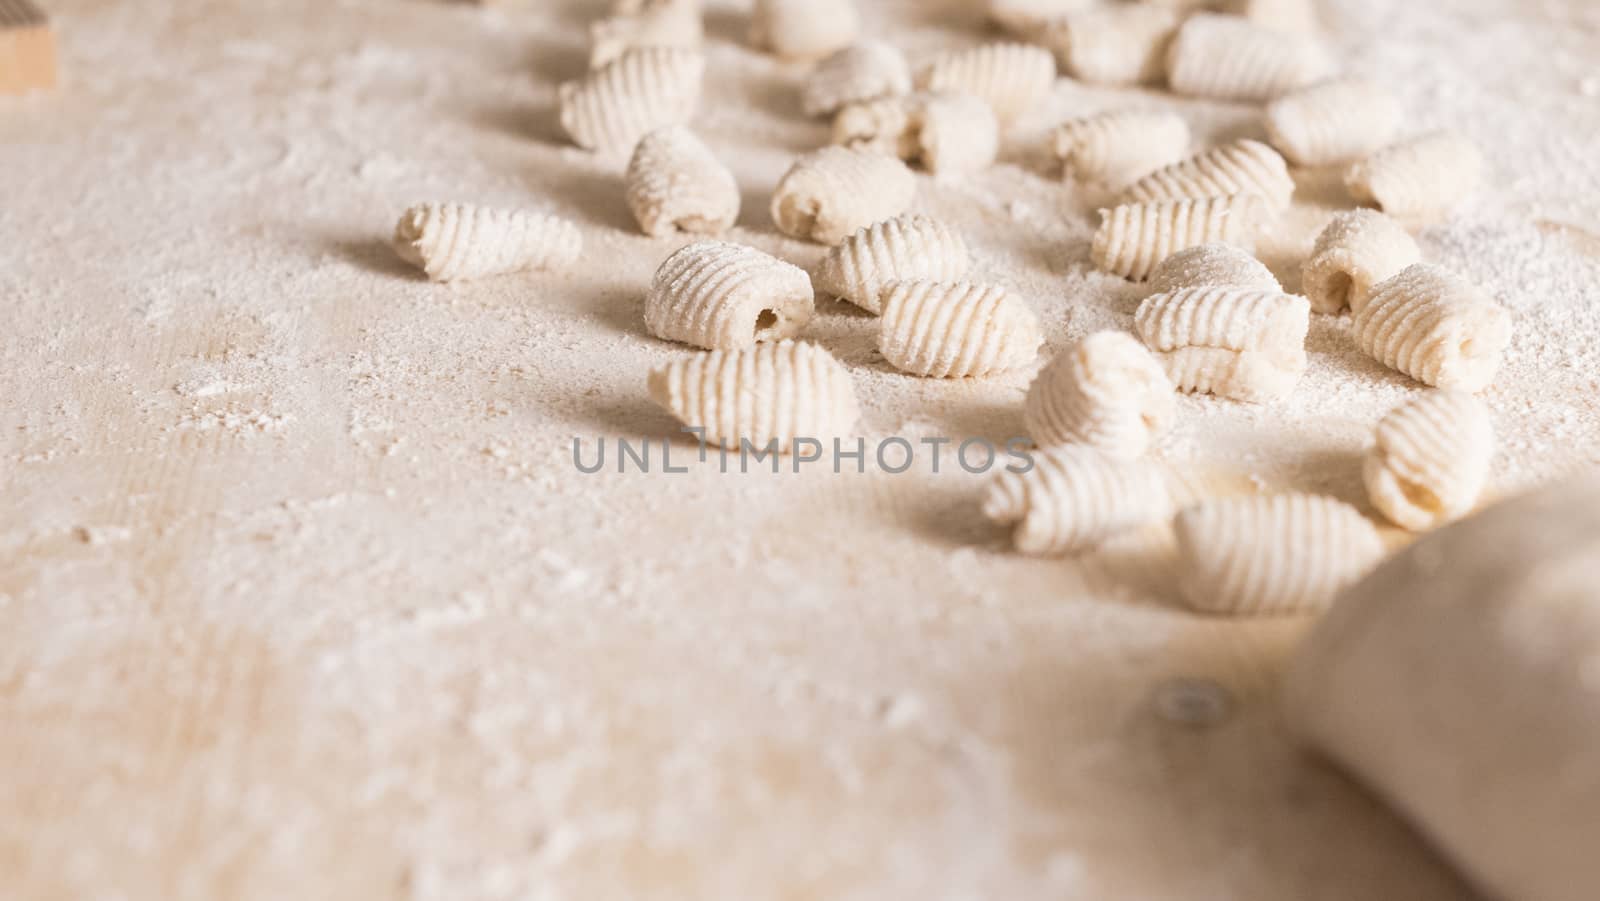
left=1352, top=263, right=1512, bottom=392
left=877, top=280, right=1043, bottom=378
left=1145, top=243, right=1281, bottom=298
left=1285, top=473, right=1600, bottom=901
left=1345, top=131, right=1486, bottom=224
left=987, top=0, right=1095, bottom=33
left=589, top=0, right=702, bottom=68
left=624, top=127, right=740, bottom=237
left=1174, top=494, right=1385, bottom=616
left=770, top=147, right=916, bottom=245
left=559, top=47, right=704, bottom=153
left=1043, top=4, right=1180, bottom=87
left=1023, top=331, right=1175, bottom=457
left=1091, top=194, right=1269, bottom=282
left=1301, top=209, right=1420, bottom=314
left=801, top=41, right=911, bottom=117
left=1135, top=286, right=1310, bottom=402
left=833, top=92, right=999, bottom=177
left=982, top=446, right=1171, bottom=555
left=917, top=42, right=1056, bottom=125
left=750, top=0, right=858, bottom=60
left=1120, top=139, right=1295, bottom=212
left=1054, top=110, right=1190, bottom=188
left=1166, top=13, right=1331, bottom=102
left=643, top=241, right=813, bottom=350
left=1364, top=390, right=1493, bottom=531
left=1265, top=77, right=1402, bottom=167
left=1235, top=0, right=1317, bottom=33
left=813, top=214, right=969, bottom=314
left=649, top=340, right=860, bottom=452
left=392, top=203, right=582, bottom=282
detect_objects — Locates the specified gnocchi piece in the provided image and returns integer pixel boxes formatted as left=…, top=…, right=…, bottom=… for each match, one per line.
left=813, top=214, right=970, bottom=314
left=833, top=93, right=999, bottom=177
left=1135, top=286, right=1311, bottom=402
left=1174, top=494, right=1386, bottom=616
left=802, top=41, right=911, bottom=118
left=1345, top=131, right=1486, bottom=225
left=1236, top=0, right=1318, bottom=34
left=1053, top=110, right=1190, bottom=188
left=559, top=47, right=704, bottom=154
left=1301, top=209, right=1420, bottom=314
left=624, top=127, right=740, bottom=237
left=392, top=203, right=581, bottom=282
left=770, top=147, right=916, bottom=245
left=1352, top=264, right=1512, bottom=392
left=1043, top=4, right=1180, bottom=87
left=1145, top=243, right=1281, bottom=298
left=644, top=241, right=814, bottom=350
left=649, top=340, right=860, bottom=452
left=982, top=445, right=1172, bottom=556
left=1166, top=13, right=1332, bottom=102
left=1365, top=390, right=1494, bottom=531
left=1023, top=331, right=1175, bottom=458
left=589, top=0, right=703, bottom=68
left=1091, top=194, right=1269, bottom=282
left=987, top=0, right=1096, bottom=33
left=1120, top=139, right=1295, bottom=212
left=1265, top=77, right=1402, bottom=167
left=750, top=0, right=859, bottom=60
left=878, top=280, right=1043, bottom=378
left=917, top=42, right=1057, bottom=126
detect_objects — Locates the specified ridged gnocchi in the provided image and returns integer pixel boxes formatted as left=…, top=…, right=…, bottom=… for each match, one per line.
left=649, top=341, right=860, bottom=451
left=1135, top=286, right=1311, bottom=402
left=878, top=280, right=1043, bottom=378
left=1091, top=194, right=1269, bottom=282
left=624, top=126, right=740, bottom=237
left=589, top=0, right=703, bottom=68
left=1352, top=263, right=1512, bottom=392
left=559, top=47, right=704, bottom=154
left=392, top=203, right=582, bottom=282
left=1173, top=494, right=1386, bottom=616
left=1120, top=139, right=1295, bottom=212
left=983, top=445, right=1172, bottom=556
left=644, top=241, right=814, bottom=350
left=1054, top=110, right=1190, bottom=189
left=770, top=147, right=917, bottom=245
left=1365, top=390, right=1494, bottom=531
left=813, top=214, right=970, bottom=314
left=750, top=0, right=859, bottom=60
left=1145, top=243, right=1281, bottom=298
left=833, top=92, right=999, bottom=177
left=1265, top=77, right=1402, bottom=167
left=1345, top=131, right=1486, bottom=225
left=1301, top=209, right=1420, bottom=314
left=1024, top=331, right=1175, bottom=458
left=1166, top=13, right=1332, bottom=102
left=917, top=42, right=1056, bottom=125
left=1044, top=4, right=1179, bottom=87
left=802, top=40, right=911, bottom=117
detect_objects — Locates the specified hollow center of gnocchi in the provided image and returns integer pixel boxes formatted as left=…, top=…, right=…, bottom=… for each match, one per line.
left=755, top=309, right=780, bottom=336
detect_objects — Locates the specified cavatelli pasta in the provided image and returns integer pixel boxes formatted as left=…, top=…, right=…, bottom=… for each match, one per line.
left=982, top=446, right=1172, bottom=556
left=770, top=147, right=916, bottom=245
left=1023, top=331, right=1175, bottom=458
left=1135, top=286, right=1311, bottom=402
left=559, top=47, right=704, bottom=153
left=589, top=0, right=703, bottom=68
left=624, top=126, right=740, bottom=237
left=832, top=95, right=916, bottom=157
left=750, top=0, right=859, bottom=60
left=1352, top=263, right=1512, bottom=392
left=1365, top=390, right=1494, bottom=531
left=1301, top=209, right=1420, bottom=314
left=1173, top=494, right=1385, bottom=616
left=813, top=214, right=970, bottom=314
left=643, top=241, right=814, bottom=350
left=392, top=203, right=582, bottom=282
left=1166, top=13, right=1332, bottom=102
left=1054, top=110, right=1190, bottom=189
left=1091, top=194, right=1268, bottom=282
left=1145, top=243, right=1281, bottom=297
left=833, top=92, right=999, bottom=177
left=878, top=280, right=1043, bottom=378
left=917, top=42, right=1056, bottom=125
left=649, top=341, right=860, bottom=452
left=1265, top=77, right=1402, bottom=167
left=1156, top=346, right=1302, bottom=403
left=1344, top=131, right=1486, bottom=225
left=1043, top=4, right=1180, bottom=87
left=1120, top=139, right=1295, bottom=212
left=802, top=40, right=911, bottom=117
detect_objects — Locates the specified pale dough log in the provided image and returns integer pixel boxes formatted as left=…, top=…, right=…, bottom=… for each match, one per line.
left=1285, top=472, right=1600, bottom=901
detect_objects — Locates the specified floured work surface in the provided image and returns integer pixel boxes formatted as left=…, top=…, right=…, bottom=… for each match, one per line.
left=2, top=0, right=1599, bottom=898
